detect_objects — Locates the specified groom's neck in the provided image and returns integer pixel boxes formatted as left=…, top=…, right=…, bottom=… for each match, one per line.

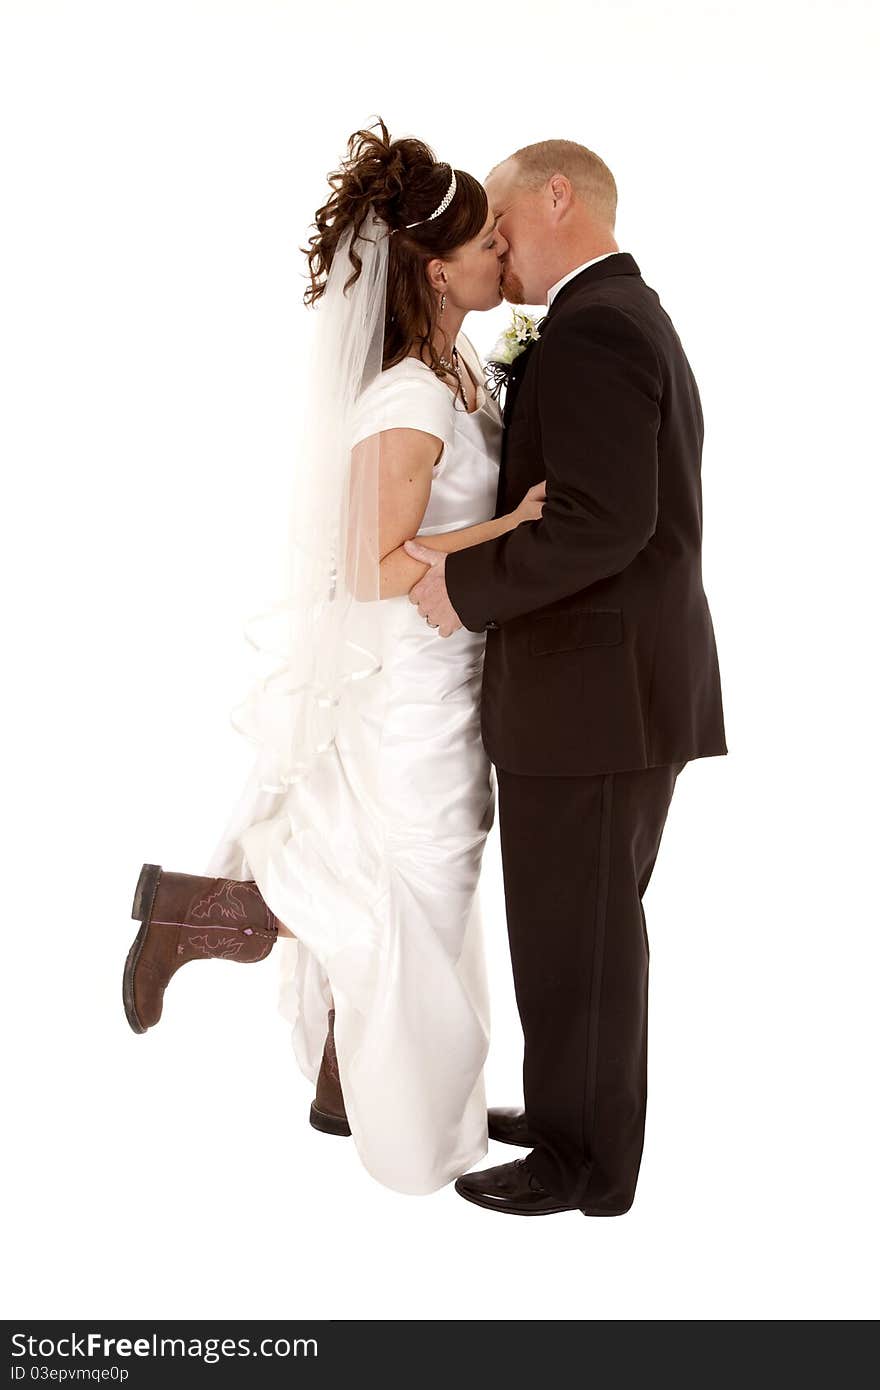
left=543, top=233, right=619, bottom=297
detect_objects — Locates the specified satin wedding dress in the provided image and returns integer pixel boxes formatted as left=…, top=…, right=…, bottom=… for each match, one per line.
left=205, top=332, right=502, bottom=1194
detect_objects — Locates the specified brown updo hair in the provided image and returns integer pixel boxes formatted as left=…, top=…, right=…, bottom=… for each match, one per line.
left=303, top=117, right=488, bottom=383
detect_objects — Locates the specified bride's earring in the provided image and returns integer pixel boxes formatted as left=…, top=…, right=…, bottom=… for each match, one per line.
left=439, top=292, right=447, bottom=315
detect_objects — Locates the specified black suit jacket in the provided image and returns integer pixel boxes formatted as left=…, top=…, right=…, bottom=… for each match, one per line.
left=444, top=252, right=727, bottom=776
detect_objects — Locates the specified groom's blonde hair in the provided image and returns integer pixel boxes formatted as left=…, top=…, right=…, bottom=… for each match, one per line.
left=500, top=140, right=617, bottom=229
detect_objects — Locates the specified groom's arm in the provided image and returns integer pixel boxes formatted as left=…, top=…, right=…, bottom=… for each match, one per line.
left=445, top=304, right=662, bottom=630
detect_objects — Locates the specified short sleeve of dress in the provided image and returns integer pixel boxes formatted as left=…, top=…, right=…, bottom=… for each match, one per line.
left=351, top=363, right=456, bottom=474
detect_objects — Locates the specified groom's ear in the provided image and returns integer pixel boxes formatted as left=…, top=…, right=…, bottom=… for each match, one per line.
left=547, top=173, right=574, bottom=216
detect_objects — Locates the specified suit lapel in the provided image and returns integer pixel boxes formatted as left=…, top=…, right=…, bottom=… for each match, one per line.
left=542, top=251, right=641, bottom=325
left=494, top=255, right=641, bottom=515
left=501, top=254, right=641, bottom=429
left=502, top=316, right=547, bottom=427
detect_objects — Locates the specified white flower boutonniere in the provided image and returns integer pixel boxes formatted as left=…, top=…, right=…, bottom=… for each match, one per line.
left=486, top=309, right=543, bottom=400
left=489, top=309, right=543, bottom=365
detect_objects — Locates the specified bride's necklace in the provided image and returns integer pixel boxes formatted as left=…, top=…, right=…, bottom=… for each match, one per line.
left=438, top=344, right=469, bottom=406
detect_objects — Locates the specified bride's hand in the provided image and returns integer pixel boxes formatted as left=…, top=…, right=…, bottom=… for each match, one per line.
left=511, top=480, right=546, bottom=526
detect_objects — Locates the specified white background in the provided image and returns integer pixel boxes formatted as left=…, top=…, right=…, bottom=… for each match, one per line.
left=2, top=0, right=877, bottom=1321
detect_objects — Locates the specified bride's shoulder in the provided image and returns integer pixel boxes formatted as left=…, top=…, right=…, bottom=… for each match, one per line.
left=358, top=355, right=449, bottom=405
left=352, top=355, right=454, bottom=446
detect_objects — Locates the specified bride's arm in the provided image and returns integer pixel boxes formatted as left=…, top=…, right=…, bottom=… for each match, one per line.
left=379, top=515, right=518, bottom=600
left=365, top=427, right=535, bottom=600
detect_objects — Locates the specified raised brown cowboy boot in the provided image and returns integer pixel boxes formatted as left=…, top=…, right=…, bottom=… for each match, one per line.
left=309, top=1007, right=351, bottom=1137
left=123, top=862, right=280, bottom=1034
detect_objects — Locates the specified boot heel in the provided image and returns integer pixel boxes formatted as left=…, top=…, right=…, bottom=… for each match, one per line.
left=309, top=1101, right=351, bottom=1137
left=124, top=863, right=162, bottom=1034
left=131, top=863, right=162, bottom=922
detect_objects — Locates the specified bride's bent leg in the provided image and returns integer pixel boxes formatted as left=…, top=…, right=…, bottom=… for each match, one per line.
left=309, top=1005, right=351, bottom=1138
left=123, top=862, right=285, bottom=1035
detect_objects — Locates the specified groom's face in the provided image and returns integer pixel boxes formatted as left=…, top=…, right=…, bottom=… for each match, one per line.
left=486, top=161, right=552, bottom=307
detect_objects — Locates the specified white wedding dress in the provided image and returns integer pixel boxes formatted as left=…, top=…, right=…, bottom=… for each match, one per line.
left=204, top=332, right=503, bottom=1194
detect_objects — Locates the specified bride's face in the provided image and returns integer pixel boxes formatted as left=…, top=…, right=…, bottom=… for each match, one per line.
left=442, top=204, right=509, bottom=314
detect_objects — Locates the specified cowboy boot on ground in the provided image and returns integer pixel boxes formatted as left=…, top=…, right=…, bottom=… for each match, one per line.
left=309, top=1007, right=351, bottom=1137
left=123, top=862, right=281, bottom=1034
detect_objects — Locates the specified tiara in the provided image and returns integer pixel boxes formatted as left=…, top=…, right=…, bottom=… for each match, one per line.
left=403, top=166, right=457, bottom=229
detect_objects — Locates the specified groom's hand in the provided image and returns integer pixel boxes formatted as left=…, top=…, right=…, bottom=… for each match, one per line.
left=404, top=540, right=463, bottom=637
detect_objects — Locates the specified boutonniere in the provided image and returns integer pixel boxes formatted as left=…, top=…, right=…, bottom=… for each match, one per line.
left=485, top=309, right=543, bottom=401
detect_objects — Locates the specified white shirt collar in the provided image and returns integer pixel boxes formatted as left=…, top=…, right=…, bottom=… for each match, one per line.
left=546, top=252, right=618, bottom=309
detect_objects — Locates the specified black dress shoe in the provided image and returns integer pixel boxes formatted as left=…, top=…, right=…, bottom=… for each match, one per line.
left=487, top=1106, right=537, bottom=1148
left=455, top=1159, right=578, bottom=1216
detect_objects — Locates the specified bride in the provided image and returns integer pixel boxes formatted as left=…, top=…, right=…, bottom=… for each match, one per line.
left=122, top=119, right=544, bottom=1195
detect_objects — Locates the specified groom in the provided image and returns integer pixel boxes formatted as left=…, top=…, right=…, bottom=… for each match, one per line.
left=404, top=140, right=727, bottom=1217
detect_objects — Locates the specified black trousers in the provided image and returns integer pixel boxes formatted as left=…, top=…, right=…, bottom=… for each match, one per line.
left=495, top=760, right=687, bottom=1214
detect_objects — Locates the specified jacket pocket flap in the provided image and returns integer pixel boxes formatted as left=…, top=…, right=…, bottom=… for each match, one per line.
left=529, top=608, right=623, bottom=656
